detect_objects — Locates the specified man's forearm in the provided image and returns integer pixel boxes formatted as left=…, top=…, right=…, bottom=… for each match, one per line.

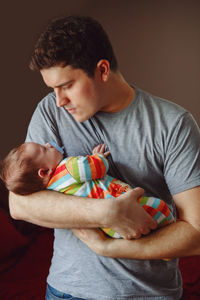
left=9, top=188, right=156, bottom=239
left=100, top=220, right=200, bottom=259
left=9, top=190, right=109, bottom=228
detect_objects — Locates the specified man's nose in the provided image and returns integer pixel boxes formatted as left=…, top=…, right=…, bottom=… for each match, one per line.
left=55, top=89, right=70, bottom=107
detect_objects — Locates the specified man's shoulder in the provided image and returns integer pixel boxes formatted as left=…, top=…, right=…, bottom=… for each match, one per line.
left=136, top=87, right=187, bottom=115
left=37, top=92, right=57, bottom=110
left=134, top=87, right=189, bottom=128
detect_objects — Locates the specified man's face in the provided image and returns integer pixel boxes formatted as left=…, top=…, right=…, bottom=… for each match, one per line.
left=25, top=142, right=63, bottom=171
left=40, top=65, right=105, bottom=122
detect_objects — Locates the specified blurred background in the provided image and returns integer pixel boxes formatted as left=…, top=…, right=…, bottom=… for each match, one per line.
left=0, top=0, right=199, bottom=159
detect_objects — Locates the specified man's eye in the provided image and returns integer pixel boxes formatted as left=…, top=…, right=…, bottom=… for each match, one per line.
left=63, top=84, right=72, bottom=90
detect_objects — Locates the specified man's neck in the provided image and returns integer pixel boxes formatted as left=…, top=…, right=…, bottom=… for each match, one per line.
left=101, top=71, right=135, bottom=113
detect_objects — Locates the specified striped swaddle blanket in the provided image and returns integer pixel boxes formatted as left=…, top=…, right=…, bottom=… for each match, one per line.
left=47, top=154, right=175, bottom=238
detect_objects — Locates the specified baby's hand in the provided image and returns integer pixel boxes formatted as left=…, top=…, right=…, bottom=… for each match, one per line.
left=92, top=144, right=110, bottom=157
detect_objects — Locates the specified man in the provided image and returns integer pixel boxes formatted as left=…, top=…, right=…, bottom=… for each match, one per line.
left=9, top=16, right=200, bottom=300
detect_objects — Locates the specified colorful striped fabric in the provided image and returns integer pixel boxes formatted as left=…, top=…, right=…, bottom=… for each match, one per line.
left=47, top=154, right=175, bottom=238
left=138, top=196, right=175, bottom=227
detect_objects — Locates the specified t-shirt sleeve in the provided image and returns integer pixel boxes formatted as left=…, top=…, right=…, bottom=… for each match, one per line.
left=164, top=112, right=200, bottom=195
left=25, top=93, right=63, bottom=149
left=65, top=154, right=109, bottom=183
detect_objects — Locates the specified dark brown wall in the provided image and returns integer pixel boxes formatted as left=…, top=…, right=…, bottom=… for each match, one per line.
left=0, top=0, right=199, bottom=159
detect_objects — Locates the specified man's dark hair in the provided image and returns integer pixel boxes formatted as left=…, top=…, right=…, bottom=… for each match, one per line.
left=29, top=15, right=118, bottom=77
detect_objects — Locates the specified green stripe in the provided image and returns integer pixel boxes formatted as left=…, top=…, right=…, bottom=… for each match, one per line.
left=139, top=196, right=148, bottom=205
left=72, top=157, right=81, bottom=183
left=60, top=183, right=82, bottom=194
left=107, top=228, right=115, bottom=237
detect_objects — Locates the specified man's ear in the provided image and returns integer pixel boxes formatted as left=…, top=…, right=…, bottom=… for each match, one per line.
left=38, top=168, right=52, bottom=179
left=96, top=59, right=110, bottom=82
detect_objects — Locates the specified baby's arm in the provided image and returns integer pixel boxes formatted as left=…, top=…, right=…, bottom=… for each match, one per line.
left=66, top=144, right=110, bottom=183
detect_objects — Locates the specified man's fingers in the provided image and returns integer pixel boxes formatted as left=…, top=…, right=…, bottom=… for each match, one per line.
left=139, top=227, right=150, bottom=236
left=125, top=232, right=141, bottom=240
left=72, top=228, right=86, bottom=239
left=150, top=220, right=158, bottom=230
left=133, top=187, right=158, bottom=229
left=132, top=187, right=145, bottom=199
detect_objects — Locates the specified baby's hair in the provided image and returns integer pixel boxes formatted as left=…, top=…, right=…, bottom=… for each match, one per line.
left=0, top=143, right=46, bottom=195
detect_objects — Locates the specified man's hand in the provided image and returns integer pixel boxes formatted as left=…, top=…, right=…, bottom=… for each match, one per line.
left=72, top=228, right=108, bottom=255
left=105, top=187, right=157, bottom=239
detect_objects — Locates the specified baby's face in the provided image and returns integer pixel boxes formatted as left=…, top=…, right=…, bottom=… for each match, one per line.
left=25, top=142, right=63, bottom=170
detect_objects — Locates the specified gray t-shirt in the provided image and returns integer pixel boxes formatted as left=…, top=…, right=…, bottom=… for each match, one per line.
left=26, top=86, right=200, bottom=300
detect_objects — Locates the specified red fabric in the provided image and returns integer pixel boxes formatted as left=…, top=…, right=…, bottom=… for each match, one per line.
left=179, top=256, right=200, bottom=300
left=0, top=212, right=53, bottom=300
left=0, top=178, right=53, bottom=300
left=0, top=209, right=30, bottom=272
left=1, top=217, right=199, bottom=300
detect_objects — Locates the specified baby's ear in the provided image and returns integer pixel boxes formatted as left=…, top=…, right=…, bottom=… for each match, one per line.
left=38, top=168, right=51, bottom=178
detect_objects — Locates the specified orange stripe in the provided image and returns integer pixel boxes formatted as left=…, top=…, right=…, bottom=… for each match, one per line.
left=88, top=185, right=108, bottom=199
left=92, top=156, right=102, bottom=178
left=99, top=156, right=106, bottom=177
left=143, top=205, right=158, bottom=218
left=157, top=200, right=170, bottom=217
left=47, top=168, right=69, bottom=187
left=88, top=156, right=97, bottom=179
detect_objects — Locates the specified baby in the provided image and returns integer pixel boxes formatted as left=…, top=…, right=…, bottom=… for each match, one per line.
left=1, top=142, right=175, bottom=238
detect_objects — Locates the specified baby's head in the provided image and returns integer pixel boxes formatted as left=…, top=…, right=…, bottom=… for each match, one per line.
left=1, top=142, right=63, bottom=195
